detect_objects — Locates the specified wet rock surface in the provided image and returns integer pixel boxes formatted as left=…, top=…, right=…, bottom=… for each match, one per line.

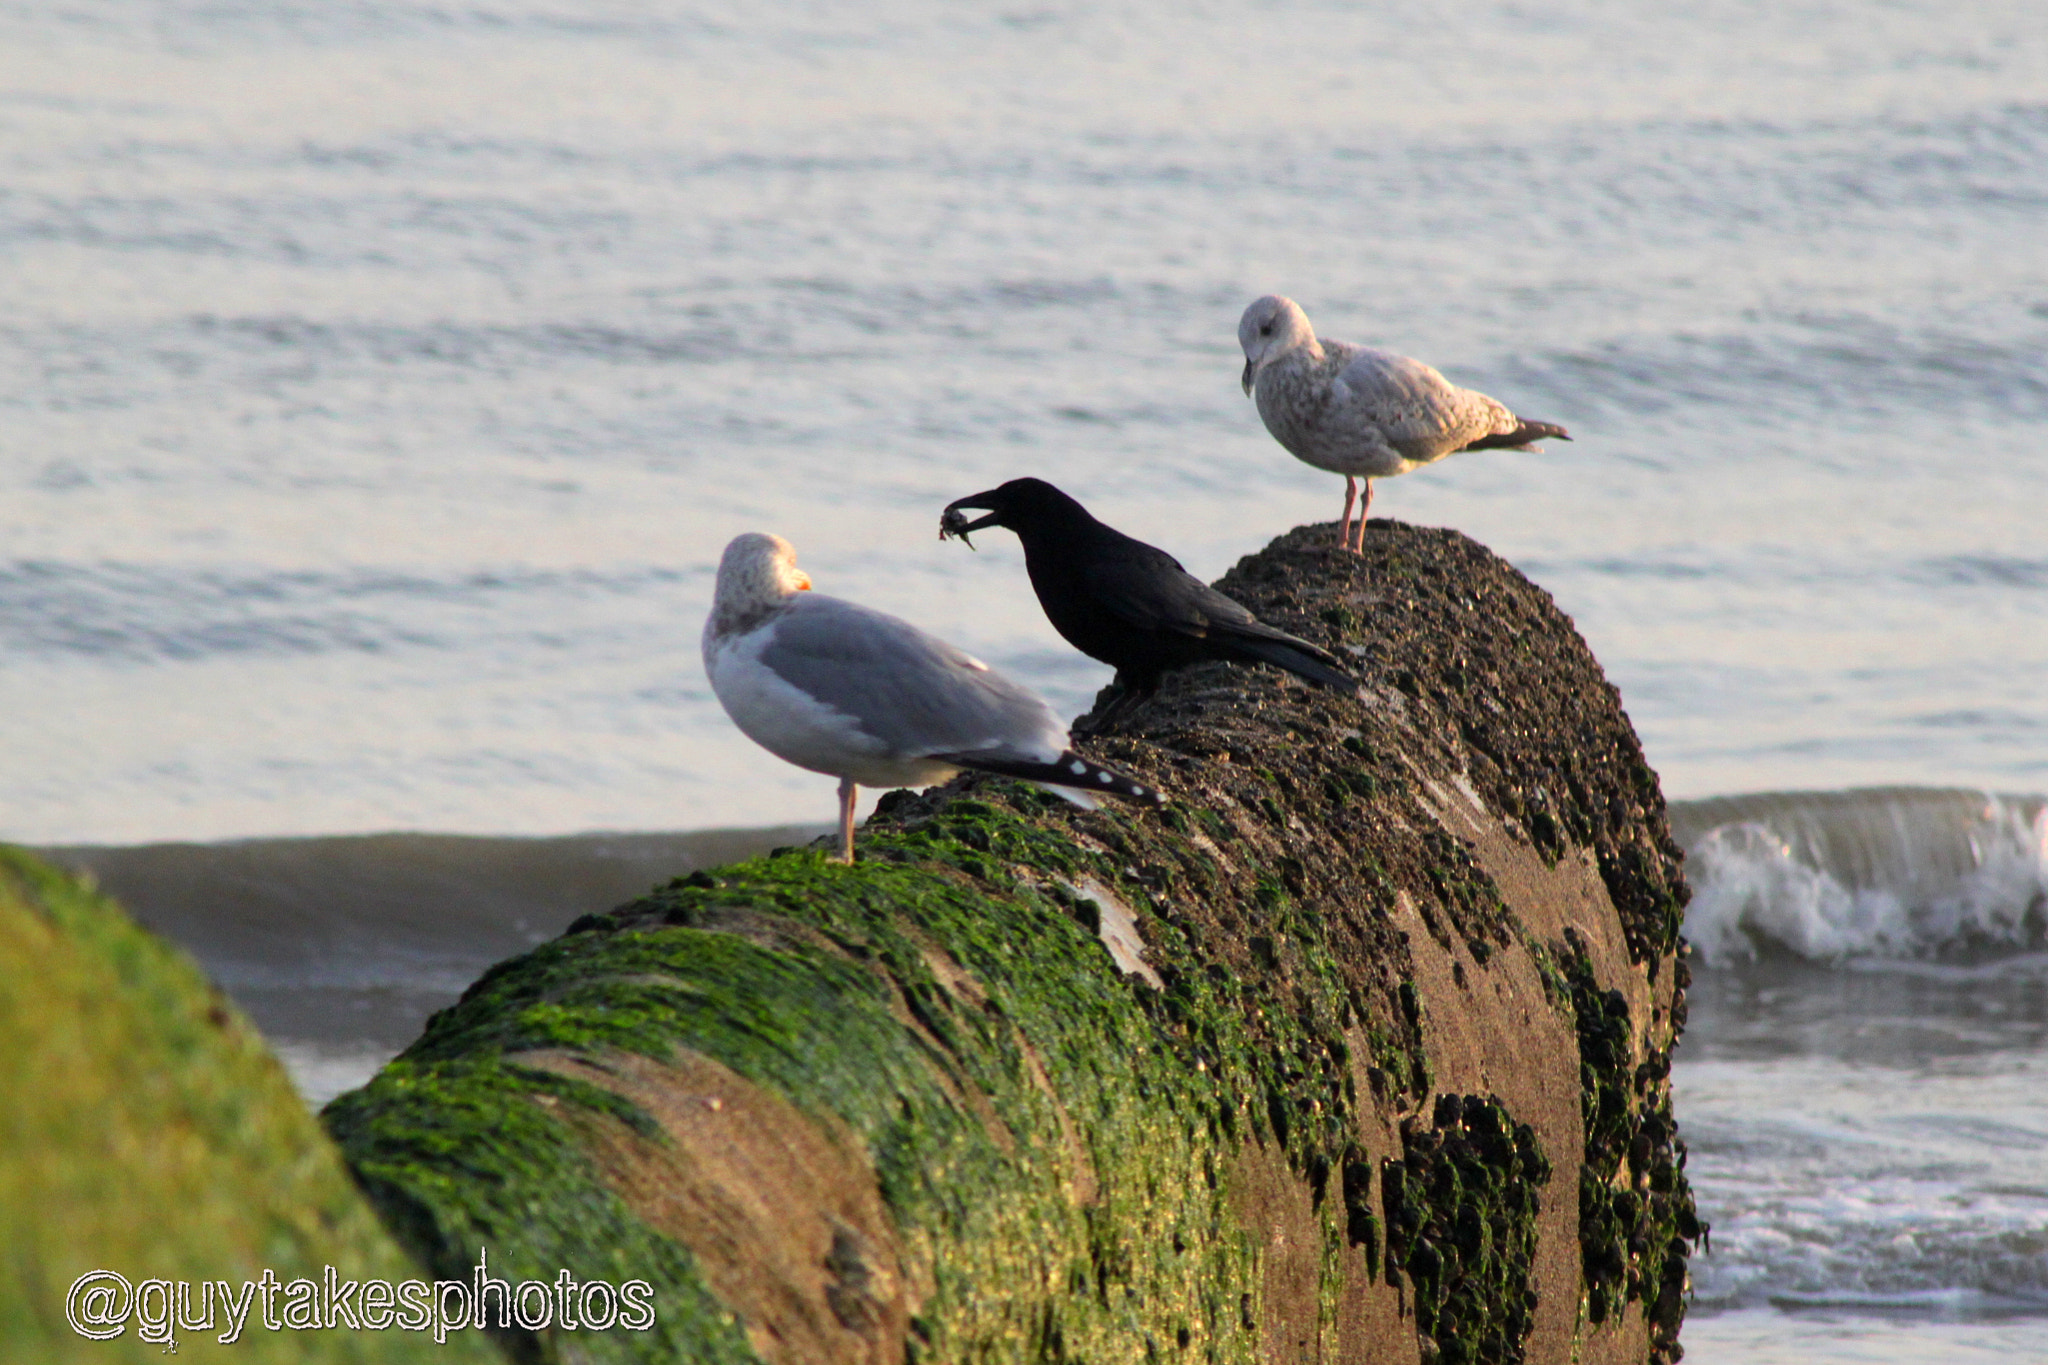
left=327, top=518, right=1703, bottom=1365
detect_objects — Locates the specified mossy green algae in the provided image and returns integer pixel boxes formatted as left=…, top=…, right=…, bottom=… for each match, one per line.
left=0, top=845, right=497, bottom=1364
left=328, top=798, right=1281, bottom=1363
left=1381, top=1095, right=1550, bottom=1365
left=326, top=1052, right=754, bottom=1364
left=1557, top=932, right=1703, bottom=1364
left=326, top=780, right=1547, bottom=1363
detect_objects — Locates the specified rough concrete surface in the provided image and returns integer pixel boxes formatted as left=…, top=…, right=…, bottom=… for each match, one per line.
left=326, top=518, right=1704, bottom=1365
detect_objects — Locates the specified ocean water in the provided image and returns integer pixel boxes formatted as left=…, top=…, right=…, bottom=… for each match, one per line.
left=7, top=1, right=2047, bottom=1360
left=1668, top=792, right=2048, bottom=1361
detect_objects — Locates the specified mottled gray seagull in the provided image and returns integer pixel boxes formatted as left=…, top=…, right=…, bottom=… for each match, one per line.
left=702, top=533, right=1160, bottom=863
left=1238, top=294, right=1570, bottom=553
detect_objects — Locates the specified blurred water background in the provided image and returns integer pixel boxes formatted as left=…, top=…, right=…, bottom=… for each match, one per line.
left=6, top=2, right=2046, bottom=1360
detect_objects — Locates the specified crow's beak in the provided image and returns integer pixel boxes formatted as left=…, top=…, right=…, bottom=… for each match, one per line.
left=939, top=493, right=1004, bottom=550
left=1241, top=358, right=1255, bottom=396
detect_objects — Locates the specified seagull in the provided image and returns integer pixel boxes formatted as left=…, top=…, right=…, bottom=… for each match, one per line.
left=702, top=532, right=1161, bottom=863
left=1238, top=294, right=1570, bottom=553
left=939, top=478, right=1359, bottom=730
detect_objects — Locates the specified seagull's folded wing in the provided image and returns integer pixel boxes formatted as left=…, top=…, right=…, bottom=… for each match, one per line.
left=758, top=595, right=1066, bottom=759
left=1333, top=343, right=1512, bottom=454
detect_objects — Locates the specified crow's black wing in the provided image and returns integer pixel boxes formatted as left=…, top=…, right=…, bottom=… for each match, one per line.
left=1079, top=536, right=1257, bottom=639
left=1080, top=533, right=1351, bottom=675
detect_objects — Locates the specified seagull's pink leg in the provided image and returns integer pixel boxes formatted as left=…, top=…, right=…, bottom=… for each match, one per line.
left=1339, top=477, right=1358, bottom=552
left=837, top=777, right=858, bottom=864
left=1353, top=479, right=1374, bottom=553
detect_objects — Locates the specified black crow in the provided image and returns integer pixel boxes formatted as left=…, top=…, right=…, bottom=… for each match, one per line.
left=940, top=478, right=1359, bottom=727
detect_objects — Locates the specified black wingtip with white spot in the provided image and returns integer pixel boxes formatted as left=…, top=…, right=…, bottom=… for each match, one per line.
left=933, top=750, right=1164, bottom=806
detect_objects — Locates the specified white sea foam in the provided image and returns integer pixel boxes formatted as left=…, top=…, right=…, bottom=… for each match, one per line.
left=1672, top=789, right=2048, bottom=964
left=272, top=1040, right=399, bottom=1109
left=1676, top=1040, right=2048, bottom=1325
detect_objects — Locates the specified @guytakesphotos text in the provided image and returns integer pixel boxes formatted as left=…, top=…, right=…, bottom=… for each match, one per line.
left=66, top=1249, right=655, bottom=1347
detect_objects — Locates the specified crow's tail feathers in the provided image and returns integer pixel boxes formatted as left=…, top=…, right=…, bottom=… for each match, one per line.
left=936, top=749, right=1164, bottom=807
left=1232, top=637, right=1362, bottom=695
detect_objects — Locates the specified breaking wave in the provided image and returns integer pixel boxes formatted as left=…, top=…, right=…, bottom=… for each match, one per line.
left=1670, top=788, right=2048, bottom=965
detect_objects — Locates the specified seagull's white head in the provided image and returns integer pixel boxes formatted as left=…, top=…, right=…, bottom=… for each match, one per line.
left=709, top=532, right=812, bottom=638
left=1237, top=294, right=1318, bottom=394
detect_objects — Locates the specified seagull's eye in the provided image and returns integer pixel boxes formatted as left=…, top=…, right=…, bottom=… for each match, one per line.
left=1259, top=323, right=1273, bottom=336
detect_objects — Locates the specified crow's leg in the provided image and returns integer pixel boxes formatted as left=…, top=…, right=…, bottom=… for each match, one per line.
left=1077, top=681, right=1147, bottom=736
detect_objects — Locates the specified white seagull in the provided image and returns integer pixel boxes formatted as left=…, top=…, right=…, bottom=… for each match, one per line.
left=1238, top=294, right=1570, bottom=554
left=702, top=533, right=1161, bottom=863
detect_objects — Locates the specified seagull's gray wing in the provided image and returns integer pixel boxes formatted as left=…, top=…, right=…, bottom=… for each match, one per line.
left=759, top=594, right=1065, bottom=760
left=1328, top=342, right=1516, bottom=459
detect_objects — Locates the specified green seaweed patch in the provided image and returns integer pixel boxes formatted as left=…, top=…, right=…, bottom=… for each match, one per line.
left=1380, top=1095, right=1549, bottom=1365
left=1595, top=836, right=1690, bottom=965
left=331, top=804, right=1283, bottom=1362
left=1338, top=1143, right=1382, bottom=1280
left=1413, top=828, right=1515, bottom=964
left=2, top=846, right=494, bottom=1365
left=1356, top=1021, right=1414, bottom=1107
left=886, top=778, right=1394, bottom=1209
left=1523, top=940, right=1573, bottom=1013
left=1556, top=934, right=1704, bottom=1364
left=325, top=1057, right=752, bottom=1364
left=336, top=767, right=1449, bottom=1361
